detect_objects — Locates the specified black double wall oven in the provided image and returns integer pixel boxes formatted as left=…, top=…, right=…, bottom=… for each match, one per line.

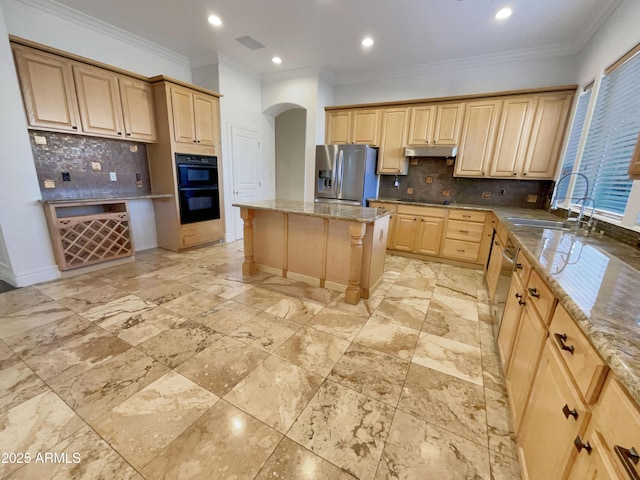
left=175, top=154, right=221, bottom=225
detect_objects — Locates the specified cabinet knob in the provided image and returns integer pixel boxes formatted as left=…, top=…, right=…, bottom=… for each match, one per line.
left=574, top=436, right=592, bottom=454
left=193, top=140, right=197, bottom=143
left=614, top=445, right=640, bottom=479
left=71, top=126, right=78, bottom=130
left=562, top=404, right=579, bottom=420
left=126, top=132, right=131, bottom=137
left=513, top=172, right=517, bottom=175
left=117, top=132, right=122, bottom=136
left=516, top=263, right=523, bottom=270
left=527, top=287, right=540, bottom=298
left=523, top=173, right=527, bottom=176
left=554, top=333, right=575, bottom=355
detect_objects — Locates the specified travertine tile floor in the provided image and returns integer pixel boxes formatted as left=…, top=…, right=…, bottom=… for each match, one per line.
left=0, top=241, right=521, bottom=479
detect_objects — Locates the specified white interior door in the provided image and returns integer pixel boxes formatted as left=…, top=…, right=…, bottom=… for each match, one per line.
left=231, top=125, right=261, bottom=240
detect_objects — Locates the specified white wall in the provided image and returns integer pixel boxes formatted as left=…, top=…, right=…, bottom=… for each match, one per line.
left=0, top=2, right=58, bottom=286
left=575, top=0, right=640, bottom=86
left=275, top=109, right=306, bottom=201
left=192, top=63, right=219, bottom=92
left=217, top=56, right=266, bottom=242
left=316, top=74, right=335, bottom=144
left=262, top=72, right=322, bottom=202
left=1, top=0, right=191, bottom=80
left=334, top=55, right=578, bottom=105
left=0, top=0, right=193, bottom=285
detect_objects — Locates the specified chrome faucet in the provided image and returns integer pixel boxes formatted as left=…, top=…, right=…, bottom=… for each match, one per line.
left=550, top=172, right=596, bottom=231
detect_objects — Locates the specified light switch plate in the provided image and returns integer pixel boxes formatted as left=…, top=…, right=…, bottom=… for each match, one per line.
left=109, top=172, right=117, bottom=181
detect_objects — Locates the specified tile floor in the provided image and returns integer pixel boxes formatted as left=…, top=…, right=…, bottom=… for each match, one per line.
left=0, top=241, right=521, bottom=479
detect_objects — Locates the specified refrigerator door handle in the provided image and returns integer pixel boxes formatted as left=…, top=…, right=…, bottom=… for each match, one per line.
left=337, top=149, right=344, bottom=197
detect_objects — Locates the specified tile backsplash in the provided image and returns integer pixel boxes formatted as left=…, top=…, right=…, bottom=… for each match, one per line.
left=30, top=131, right=152, bottom=200
left=378, top=157, right=553, bottom=209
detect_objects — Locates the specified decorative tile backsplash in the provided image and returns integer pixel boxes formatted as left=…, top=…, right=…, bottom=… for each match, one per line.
left=378, top=158, right=553, bottom=209
left=29, top=131, right=152, bottom=200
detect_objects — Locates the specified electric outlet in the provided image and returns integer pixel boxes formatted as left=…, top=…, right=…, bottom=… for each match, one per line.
left=109, top=172, right=117, bottom=182
left=91, top=162, right=101, bottom=171
left=34, top=135, right=47, bottom=145
left=62, top=172, right=71, bottom=182
left=500, top=189, right=506, bottom=196
left=135, top=173, right=141, bottom=181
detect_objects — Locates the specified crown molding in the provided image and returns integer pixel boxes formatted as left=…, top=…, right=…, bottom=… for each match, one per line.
left=216, top=52, right=261, bottom=83
left=11, top=0, right=190, bottom=68
left=572, top=0, right=624, bottom=53
left=335, top=43, right=578, bottom=85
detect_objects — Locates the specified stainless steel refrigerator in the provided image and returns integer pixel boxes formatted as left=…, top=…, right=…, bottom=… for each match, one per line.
left=314, top=144, right=379, bottom=206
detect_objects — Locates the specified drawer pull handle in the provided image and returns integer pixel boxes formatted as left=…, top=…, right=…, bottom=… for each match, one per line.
left=459, top=230, right=469, bottom=234
left=463, top=214, right=471, bottom=218
left=554, top=333, right=575, bottom=355
left=528, top=287, right=540, bottom=298
left=562, top=404, right=578, bottom=420
left=456, top=249, right=465, bottom=253
left=516, top=263, right=523, bottom=270
left=515, top=293, right=526, bottom=306
left=574, top=435, right=592, bottom=455
left=614, top=445, right=640, bottom=480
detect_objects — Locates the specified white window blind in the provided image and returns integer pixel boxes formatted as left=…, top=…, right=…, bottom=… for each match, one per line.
left=557, top=90, right=591, bottom=201
left=578, top=50, right=640, bottom=216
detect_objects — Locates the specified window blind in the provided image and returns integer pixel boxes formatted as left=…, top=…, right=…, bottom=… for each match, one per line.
left=578, top=50, right=640, bottom=216
left=557, top=90, right=591, bottom=201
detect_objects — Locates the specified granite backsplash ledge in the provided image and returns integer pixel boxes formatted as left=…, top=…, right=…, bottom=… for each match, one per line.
left=30, top=130, right=152, bottom=200
left=378, top=157, right=553, bottom=209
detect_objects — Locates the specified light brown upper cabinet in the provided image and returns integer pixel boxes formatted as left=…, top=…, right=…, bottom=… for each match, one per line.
left=12, top=44, right=81, bottom=133
left=522, top=92, right=573, bottom=179
left=73, top=64, right=125, bottom=138
left=433, top=103, right=465, bottom=145
left=407, top=105, right=436, bottom=145
left=119, top=77, right=157, bottom=142
left=489, top=96, right=536, bottom=177
left=455, top=100, right=503, bottom=177
left=628, top=133, right=640, bottom=179
left=325, top=109, right=380, bottom=146
left=170, top=86, right=218, bottom=148
left=377, top=108, right=409, bottom=175
left=12, top=43, right=157, bottom=142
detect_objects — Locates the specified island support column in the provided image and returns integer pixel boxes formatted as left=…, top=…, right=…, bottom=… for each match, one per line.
left=345, top=222, right=366, bottom=305
left=240, top=208, right=257, bottom=275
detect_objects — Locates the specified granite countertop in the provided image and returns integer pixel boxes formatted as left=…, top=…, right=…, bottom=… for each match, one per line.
left=40, top=193, right=173, bottom=205
left=371, top=197, right=640, bottom=404
left=232, top=199, right=391, bottom=223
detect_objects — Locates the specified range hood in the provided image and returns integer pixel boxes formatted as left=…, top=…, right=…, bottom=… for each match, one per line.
left=404, top=145, right=458, bottom=158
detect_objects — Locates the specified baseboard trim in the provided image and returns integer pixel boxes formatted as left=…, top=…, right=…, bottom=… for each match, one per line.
left=0, top=264, right=60, bottom=288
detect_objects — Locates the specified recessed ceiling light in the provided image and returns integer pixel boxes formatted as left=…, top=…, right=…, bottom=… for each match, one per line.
left=362, top=37, right=374, bottom=47
left=495, top=7, right=512, bottom=20
left=272, top=56, right=282, bottom=65
left=208, top=14, right=222, bottom=26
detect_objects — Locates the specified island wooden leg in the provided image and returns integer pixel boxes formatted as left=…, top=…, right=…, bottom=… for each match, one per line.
left=241, top=208, right=258, bottom=275
left=345, top=222, right=366, bottom=305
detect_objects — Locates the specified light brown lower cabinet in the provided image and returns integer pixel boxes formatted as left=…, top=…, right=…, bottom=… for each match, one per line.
left=497, top=274, right=526, bottom=371
left=506, top=302, right=548, bottom=434
left=391, top=212, right=444, bottom=256
left=517, top=339, right=591, bottom=480
left=567, top=429, right=623, bottom=480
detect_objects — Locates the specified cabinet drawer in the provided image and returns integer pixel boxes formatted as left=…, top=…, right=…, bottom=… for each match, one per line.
left=445, top=219, right=484, bottom=242
left=397, top=205, right=446, bottom=217
left=448, top=210, right=486, bottom=223
left=592, top=376, right=640, bottom=480
left=549, top=304, right=608, bottom=404
left=514, top=250, right=532, bottom=286
left=369, top=202, right=396, bottom=213
left=442, top=239, right=481, bottom=262
left=526, top=270, right=557, bottom=325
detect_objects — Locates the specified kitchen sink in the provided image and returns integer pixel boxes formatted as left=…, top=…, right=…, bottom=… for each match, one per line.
left=507, top=217, right=575, bottom=230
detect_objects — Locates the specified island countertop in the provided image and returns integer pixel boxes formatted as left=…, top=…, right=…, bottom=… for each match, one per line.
left=232, top=199, right=391, bottom=223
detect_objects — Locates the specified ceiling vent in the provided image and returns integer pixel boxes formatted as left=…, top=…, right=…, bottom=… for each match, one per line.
left=235, top=36, right=265, bottom=50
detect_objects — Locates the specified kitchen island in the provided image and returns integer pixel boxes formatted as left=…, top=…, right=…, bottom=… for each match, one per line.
left=232, top=199, right=391, bottom=304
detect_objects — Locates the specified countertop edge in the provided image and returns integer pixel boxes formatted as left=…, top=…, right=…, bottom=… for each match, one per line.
left=40, top=193, right=173, bottom=204
left=233, top=201, right=391, bottom=223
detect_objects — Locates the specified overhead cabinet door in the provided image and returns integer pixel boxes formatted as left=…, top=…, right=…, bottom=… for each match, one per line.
left=407, top=105, right=436, bottom=146
left=326, top=111, right=351, bottom=144
left=490, top=96, right=536, bottom=177
left=119, top=76, right=157, bottom=142
left=522, top=93, right=573, bottom=179
left=171, top=86, right=197, bottom=144
left=12, top=44, right=80, bottom=132
left=377, top=108, right=409, bottom=175
left=193, top=94, right=217, bottom=146
left=73, top=64, right=125, bottom=137
left=433, top=103, right=464, bottom=145
left=455, top=100, right=502, bottom=177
